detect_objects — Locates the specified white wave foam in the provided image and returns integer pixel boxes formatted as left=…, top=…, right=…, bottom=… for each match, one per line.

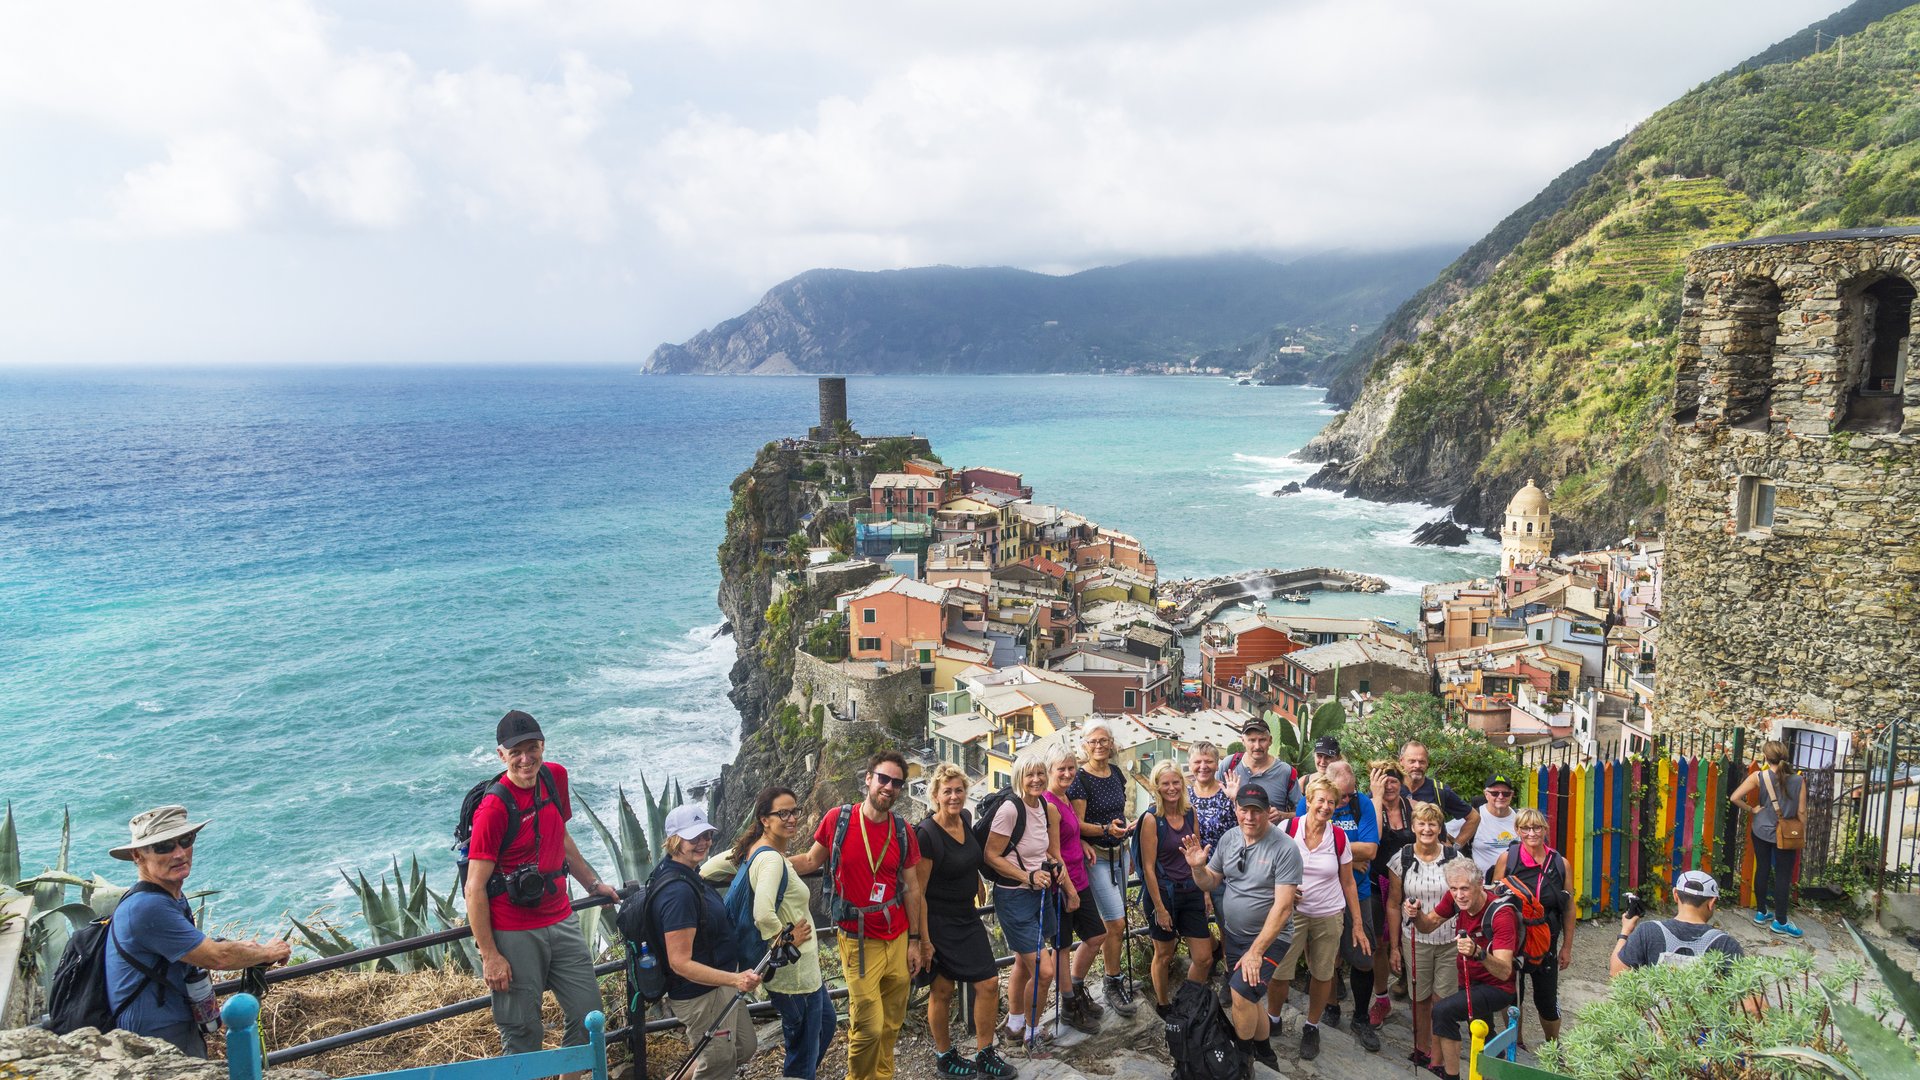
left=592, top=624, right=733, bottom=692
left=136, top=700, right=166, bottom=713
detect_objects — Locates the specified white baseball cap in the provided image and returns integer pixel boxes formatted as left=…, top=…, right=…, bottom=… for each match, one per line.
left=664, top=804, right=717, bottom=842
left=1674, top=870, right=1720, bottom=899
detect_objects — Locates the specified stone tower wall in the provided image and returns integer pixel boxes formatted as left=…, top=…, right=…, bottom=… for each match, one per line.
left=819, top=376, right=848, bottom=428
left=1658, top=229, right=1920, bottom=736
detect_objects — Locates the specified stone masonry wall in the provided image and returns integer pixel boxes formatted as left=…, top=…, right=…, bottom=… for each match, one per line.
left=1659, top=230, right=1920, bottom=737
left=790, top=649, right=928, bottom=740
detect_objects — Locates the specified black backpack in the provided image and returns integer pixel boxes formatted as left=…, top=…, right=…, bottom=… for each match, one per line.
left=1164, top=979, right=1265, bottom=1080
left=970, top=788, right=1032, bottom=886
left=616, top=863, right=708, bottom=1008
left=43, top=882, right=171, bottom=1035
left=453, top=765, right=566, bottom=897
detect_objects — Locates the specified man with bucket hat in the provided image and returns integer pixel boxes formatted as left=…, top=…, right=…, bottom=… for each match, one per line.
left=106, top=805, right=291, bottom=1056
left=467, top=710, right=621, bottom=1057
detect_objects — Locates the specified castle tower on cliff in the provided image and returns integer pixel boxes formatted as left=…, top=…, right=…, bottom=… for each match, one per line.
left=1500, top=478, right=1554, bottom=572
left=1659, top=227, right=1919, bottom=743
left=808, top=376, right=849, bottom=441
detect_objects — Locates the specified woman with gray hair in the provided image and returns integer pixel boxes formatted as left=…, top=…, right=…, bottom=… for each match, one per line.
left=1403, top=857, right=1519, bottom=1080
left=985, top=748, right=1067, bottom=1049
left=1044, top=744, right=1106, bottom=1032
left=1068, top=717, right=1138, bottom=1016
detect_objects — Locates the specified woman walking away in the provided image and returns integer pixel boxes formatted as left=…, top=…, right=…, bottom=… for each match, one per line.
left=1728, top=740, right=1808, bottom=938
left=1489, top=806, right=1573, bottom=1043
left=651, top=806, right=760, bottom=1080
left=914, top=765, right=1018, bottom=1079
left=1369, top=759, right=1413, bottom=1022
left=1387, top=803, right=1457, bottom=1070
left=729, top=787, right=833, bottom=1080
left=1141, top=761, right=1213, bottom=1011
left=986, top=750, right=1067, bottom=1050
left=1044, top=746, right=1106, bottom=1034
left=1068, top=719, right=1138, bottom=1016
left=1276, top=775, right=1371, bottom=1062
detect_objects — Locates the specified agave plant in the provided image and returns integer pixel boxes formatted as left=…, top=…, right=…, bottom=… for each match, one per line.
left=287, top=856, right=479, bottom=975
left=1749, top=920, right=1920, bottom=1077
left=574, top=779, right=685, bottom=958
left=1267, top=698, right=1346, bottom=763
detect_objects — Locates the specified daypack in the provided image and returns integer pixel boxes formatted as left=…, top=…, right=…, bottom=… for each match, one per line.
left=1392, top=842, right=1459, bottom=881
left=723, top=846, right=790, bottom=967
left=1164, top=978, right=1254, bottom=1080
left=1651, top=921, right=1731, bottom=967
left=617, top=864, right=708, bottom=1007
left=42, top=882, right=170, bottom=1035
left=453, top=764, right=568, bottom=898
left=1487, top=873, right=1555, bottom=974
left=1284, top=814, right=1350, bottom=858
left=824, top=803, right=910, bottom=974
left=972, top=787, right=1034, bottom=886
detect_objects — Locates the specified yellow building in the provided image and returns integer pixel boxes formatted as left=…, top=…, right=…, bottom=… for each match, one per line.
left=1501, top=478, right=1554, bottom=572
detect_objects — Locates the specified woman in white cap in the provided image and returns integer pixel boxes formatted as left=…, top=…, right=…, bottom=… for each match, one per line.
left=648, top=804, right=762, bottom=1080
left=107, top=805, right=291, bottom=1056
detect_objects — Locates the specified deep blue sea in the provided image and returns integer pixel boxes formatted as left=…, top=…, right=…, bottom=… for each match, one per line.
left=1, top=371, right=1494, bottom=931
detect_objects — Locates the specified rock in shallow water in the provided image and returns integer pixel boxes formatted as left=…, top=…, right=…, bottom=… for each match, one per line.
left=1410, top=518, right=1469, bottom=547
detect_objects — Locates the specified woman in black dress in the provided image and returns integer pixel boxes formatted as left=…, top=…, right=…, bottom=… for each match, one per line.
left=912, top=764, right=1018, bottom=1079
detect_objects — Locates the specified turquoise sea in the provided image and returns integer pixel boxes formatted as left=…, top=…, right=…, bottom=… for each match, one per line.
left=2, top=371, right=1494, bottom=930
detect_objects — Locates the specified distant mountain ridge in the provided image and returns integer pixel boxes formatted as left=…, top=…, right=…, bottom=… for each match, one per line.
left=643, top=250, right=1458, bottom=377
left=1302, top=0, right=1920, bottom=551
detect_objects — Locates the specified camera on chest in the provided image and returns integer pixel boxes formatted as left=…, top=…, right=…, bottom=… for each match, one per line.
left=502, top=863, right=554, bottom=906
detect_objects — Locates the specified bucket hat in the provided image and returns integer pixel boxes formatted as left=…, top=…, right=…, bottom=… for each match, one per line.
left=110, top=805, right=210, bottom=861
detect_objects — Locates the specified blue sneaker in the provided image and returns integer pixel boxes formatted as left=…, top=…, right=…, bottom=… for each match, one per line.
left=1753, top=908, right=1772, bottom=925
left=1770, top=920, right=1804, bottom=938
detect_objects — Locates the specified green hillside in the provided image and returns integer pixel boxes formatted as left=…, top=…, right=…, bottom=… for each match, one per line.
left=1307, top=0, right=1920, bottom=549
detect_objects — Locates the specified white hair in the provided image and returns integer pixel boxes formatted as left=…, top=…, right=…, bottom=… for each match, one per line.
left=1081, top=718, right=1116, bottom=748
left=1011, top=748, right=1051, bottom=787
left=1045, top=743, right=1079, bottom=771
left=1441, top=856, right=1482, bottom=885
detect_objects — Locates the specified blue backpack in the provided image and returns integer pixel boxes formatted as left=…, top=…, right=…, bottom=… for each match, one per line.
left=723, top=846, right=790, bottom=965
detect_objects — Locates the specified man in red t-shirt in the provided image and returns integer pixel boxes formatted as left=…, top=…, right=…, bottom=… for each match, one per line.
left=1403, top=857, right=1518, bottom=1080
left=791, top=751, right=926, bottom=1080
left=467, top=711, right=621, bottom=1058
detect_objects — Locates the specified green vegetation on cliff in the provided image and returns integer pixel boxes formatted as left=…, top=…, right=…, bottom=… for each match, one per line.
left=1313, top=0, right=1920, bottom=548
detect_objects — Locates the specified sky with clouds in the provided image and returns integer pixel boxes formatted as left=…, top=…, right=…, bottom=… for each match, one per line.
left=0, top=1, right=1845, bottom=366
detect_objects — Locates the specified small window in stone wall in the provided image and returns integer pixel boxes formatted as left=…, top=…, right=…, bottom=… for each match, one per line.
left=1840, top=275, right=1914, bottom=433
left=1721, top=279, right=1781, bottom=431
left=1735, top=476, right=1776, bottom=536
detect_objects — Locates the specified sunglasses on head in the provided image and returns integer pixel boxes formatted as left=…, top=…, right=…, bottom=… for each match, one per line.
left=149, top=834, right=196, bottom=855
left=872, top=773, right=907, bottom=789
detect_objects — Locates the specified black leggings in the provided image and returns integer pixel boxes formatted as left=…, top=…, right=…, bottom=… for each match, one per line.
left=1750, top=833, right=1795, bottom=920
left=1516, top=961, right=1560, bottom=1022
left=1430, top=984, right=1517, bottom=1044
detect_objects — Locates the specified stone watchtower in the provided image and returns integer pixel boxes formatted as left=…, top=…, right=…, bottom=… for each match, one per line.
left=808, top=376, right=848, bottom=441
left=1658, top=228, right=1920, bottom=737
left=1500, top=478, right=1554, bottom=572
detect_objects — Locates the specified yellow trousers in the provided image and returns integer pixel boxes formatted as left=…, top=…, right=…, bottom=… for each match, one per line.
left=838, top=933, right=909, bottom=1080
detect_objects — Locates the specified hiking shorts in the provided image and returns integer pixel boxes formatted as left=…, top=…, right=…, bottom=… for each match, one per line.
left=994, top=884, right=1058, bottom=954
left=1148, top=885, right=1209, bottom=943
left=1279, top=911, right=1343, bottom=983
left=1223, top=931, right=1290, bottom=1002
left=1085, top=846, right=1131, bottom=923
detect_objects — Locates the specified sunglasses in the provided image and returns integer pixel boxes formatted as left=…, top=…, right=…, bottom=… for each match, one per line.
left=872, top=773, right=907, bottom=789
left=149, top=834, right=196, bottom=855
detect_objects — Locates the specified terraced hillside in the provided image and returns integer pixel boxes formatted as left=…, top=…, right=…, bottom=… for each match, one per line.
left=1303, top=0, right=1920, bottom=550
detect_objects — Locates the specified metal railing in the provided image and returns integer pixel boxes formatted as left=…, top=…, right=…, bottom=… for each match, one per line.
left=217, top=871, right=1155, bottom=1073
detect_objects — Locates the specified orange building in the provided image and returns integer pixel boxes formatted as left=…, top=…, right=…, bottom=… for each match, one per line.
left=839, top=576, right=957, bottom=666
left=1199, top=611, right=1304, bottom=712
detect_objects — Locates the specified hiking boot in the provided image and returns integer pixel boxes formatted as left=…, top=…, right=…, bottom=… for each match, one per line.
left=1075, top=983, right=1106, bottom=1021
left=1300, top=1023, right=1321, bottom=1061
left=1063, top=986, right=1101, bottom=1033
left=973, top=1045, right=1019, bottom=1079
left=1770, top=919, right=1805, bottom=939
left=1368, top=993, right=1393, bottom=1027
left=1103, top=975, right=1138, bottom=1017
left=1321, top=1002, right=1341, bottom=1028
left=1354, top=1019, right=1382, bottom=1053
left=935, top=1049, right=979, bottom=1076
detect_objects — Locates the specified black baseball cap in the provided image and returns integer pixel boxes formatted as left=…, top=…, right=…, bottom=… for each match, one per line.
left=497, top=710, right=545, bottom=749
left=1242, top=717, right=1271, bottom=735
left=1235, top=785, right=1272, bottom=810
left=1313, top=736, right=1341, bottom=757
left=1484, top=773, right=1515, bottom=791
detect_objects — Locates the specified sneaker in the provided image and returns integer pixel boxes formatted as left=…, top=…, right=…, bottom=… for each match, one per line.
left=936, top=1049, right=979, bottom=1076
left=1770, top=920, right=1805, bottom=939
left=973, top=1045, right=1019, bottom=1079
left=1753, top=908, right=1773, bottom=925
left=1104, top=975, right=1138, bottom=1018
left=1321, top=1002, right=1341, bottom=1028
left=1300, top=1023, right=1321, bottom=1061
left=1368, top=993, right=1393, bottom=1027
left=1354, top=1019, right=1382, bottom=1053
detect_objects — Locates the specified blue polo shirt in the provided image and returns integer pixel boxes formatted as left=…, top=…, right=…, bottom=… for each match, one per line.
left=1297, top=792, right=1379, bottom=897
left=105, top=886, right=206, bottom=1035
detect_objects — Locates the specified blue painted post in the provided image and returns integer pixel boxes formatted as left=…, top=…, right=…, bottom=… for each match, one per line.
left=221, top=993, right=265, bottom=1080
left=588, top=1010, right=609, bottom=1080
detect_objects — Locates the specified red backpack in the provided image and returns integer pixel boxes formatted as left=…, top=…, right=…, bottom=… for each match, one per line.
left=1489, top=849, right=1560, bottom=974
left=1283, top=815, right=1348, bottom=857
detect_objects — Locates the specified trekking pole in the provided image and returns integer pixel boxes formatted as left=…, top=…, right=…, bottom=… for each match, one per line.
left=1028, top=881, right=1047, bottom=1056
left=1052, top=876, right=1065, bottom=1040
left=1116, top=848, right=1134, bottom=1009
left=1407, top=919, right=1417, bottom=1077
left=667, top=924, right=792, bottom=1080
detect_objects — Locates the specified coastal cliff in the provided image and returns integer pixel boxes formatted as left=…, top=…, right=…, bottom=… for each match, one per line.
left=1301, top=0, right=1920, bottom=553
left=706, top=436, right=929, bottom=834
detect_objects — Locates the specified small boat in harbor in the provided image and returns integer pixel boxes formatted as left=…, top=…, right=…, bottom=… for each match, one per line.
left=1279, top=591, right=1310, bottom=603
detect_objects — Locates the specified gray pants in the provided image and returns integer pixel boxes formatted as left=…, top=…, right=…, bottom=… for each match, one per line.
left=490, top=914, right=603, bottom=1056
left=667, top=987, right=758, bottom=1080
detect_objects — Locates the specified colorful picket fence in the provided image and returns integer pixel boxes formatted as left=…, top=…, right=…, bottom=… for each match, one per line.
left=1514, top=753, right=1763, bottom=915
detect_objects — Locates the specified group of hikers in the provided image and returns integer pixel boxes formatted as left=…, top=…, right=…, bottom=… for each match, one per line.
left=86, top=710, right=1807, bottom=1080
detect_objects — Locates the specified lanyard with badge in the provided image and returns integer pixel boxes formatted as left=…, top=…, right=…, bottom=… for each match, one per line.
left=861, top=812, right=892, bottom=904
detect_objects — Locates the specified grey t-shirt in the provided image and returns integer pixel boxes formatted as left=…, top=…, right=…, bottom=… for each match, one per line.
left=1233, top=758, right=1300, bottom=817
left=1753, top=771, right=1803, bottom=844
left=1618, top=918, right=1744, bottom=969
left=1208, top=825, right=1304, bottom=939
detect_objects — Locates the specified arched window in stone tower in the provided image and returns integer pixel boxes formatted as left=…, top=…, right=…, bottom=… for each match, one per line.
left=1840, top=274, right=1914, bottom=433
left=1672, top=283, right=1706, bottom=424
left=1722, top=278, right=1781, bottom=431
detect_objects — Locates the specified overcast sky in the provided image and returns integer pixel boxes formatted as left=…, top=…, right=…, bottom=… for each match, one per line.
left=0, top=1, right=1845, bottom=366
